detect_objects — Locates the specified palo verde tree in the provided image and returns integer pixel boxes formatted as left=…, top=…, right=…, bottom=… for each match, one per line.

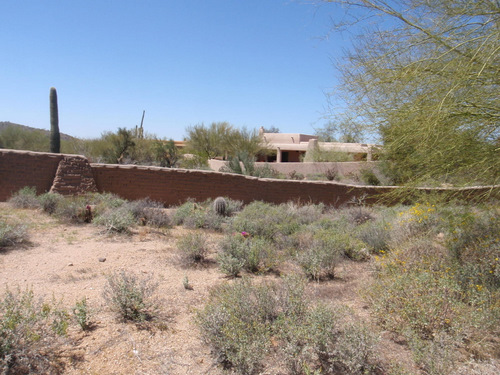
left=49, top=87, right=60, bottom=153
left=323, top=0, right=500, bottom=186
left=185, top=122, right=266, bottom=163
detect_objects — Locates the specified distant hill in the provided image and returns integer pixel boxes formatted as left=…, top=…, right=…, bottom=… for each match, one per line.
left=0, top=121, right=76, bottom=141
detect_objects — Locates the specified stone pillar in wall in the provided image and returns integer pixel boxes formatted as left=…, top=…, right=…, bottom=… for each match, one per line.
left=50, top=156, right=98, bottom=195
left=276, top=147, right=282, bottom=163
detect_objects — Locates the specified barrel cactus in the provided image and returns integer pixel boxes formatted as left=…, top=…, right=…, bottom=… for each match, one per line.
left=213, top=197, right=228, bottom=216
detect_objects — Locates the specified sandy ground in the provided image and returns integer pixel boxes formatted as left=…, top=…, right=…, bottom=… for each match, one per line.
left=0, top=203, right=415, bottom=375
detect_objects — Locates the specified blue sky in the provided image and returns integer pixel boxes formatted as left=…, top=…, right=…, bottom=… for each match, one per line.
left=0, top=0, right=350, bottom=140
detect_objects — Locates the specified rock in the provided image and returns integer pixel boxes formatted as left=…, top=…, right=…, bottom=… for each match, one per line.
left=98, top=257, right=106, bottom=263
left=68, top=262, right=74, bottom=266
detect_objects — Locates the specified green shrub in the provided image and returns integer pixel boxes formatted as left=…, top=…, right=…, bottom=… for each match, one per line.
left=0, top=221, right=28, bottom=249
left=38, top=192, right=63, bottom=215
left=177, top=232, right=208, bottom=266
left=127, top=198, right=170, bottom=228
left=102, top=270, right=159, bottom=322
left=0, top=287, right=70, bottom=373
left=356, top=219, right=391, bottom=253
left=173, top=200, right=225, bottom=231
left=8, top=186, right=40, bottom=209
left=197, top=277, right=377, bottom=375
left=73, top=297, right=91, bottom=331
left=230, top=201, right=301, bottom=241
left=217, top=234, right=278, bottom=276
left=93, top=206, right=135, bottom=233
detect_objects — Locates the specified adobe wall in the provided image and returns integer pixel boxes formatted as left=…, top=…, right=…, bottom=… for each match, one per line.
left=0, top=149, right=72, bottom=201
left=90, top=163, right=390, bottom=206
left=1, top=149, right=498, bottom=206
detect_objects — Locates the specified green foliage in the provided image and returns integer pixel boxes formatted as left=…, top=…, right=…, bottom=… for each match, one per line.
left=184, top=122, right=266, bottom=163
left=102, top=270, right=159, bottom=322
left=217, top=234, right=278, bottom=276
left=0, top=221, right=28, bottom=249
left=230, top=201, right=301, bottom=241
left=0, top=287, right=70, bottom=373
left=101, top=127, right=136, bottom=164
left=38, top=192, right=63, bottom=215
left=360, top=168, right=381, bottom=186
left=0, top=125, right=50, bottom=152
left=365, top=202, right=500, bottom=370
left=326, top=0, right=500, bottom=187
left=73, top=297, right=91, bottom=331
left=303, top=144, right=353, bottom=162
left=177, top=232, right=208, bottom=266
left=8, top=186, right=40, bottom=209
left=152, top=139, right=180, bottom=167
left=49, top=87, right=60, bottom=153
left=172, top=200, right=226, bottom=231
left=93, top=205, right=135, bottom=233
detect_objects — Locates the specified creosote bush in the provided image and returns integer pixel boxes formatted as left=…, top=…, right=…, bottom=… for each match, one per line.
left=102, top=270, right=159, bottom=323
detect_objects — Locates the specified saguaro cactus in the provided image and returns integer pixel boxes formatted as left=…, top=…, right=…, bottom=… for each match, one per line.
left=49, top=87, right=60, bottom=153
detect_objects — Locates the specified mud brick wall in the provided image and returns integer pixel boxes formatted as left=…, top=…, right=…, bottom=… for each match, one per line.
left=0, top=149, right=67, bottom=201
left=90, top=163, right=392, bottom=206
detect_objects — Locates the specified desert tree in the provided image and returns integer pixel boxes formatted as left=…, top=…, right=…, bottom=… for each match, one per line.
left=322, top=0, right=500, bottom=185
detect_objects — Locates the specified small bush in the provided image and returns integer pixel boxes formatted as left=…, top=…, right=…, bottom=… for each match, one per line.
left=0, top=287, right=70, bottom=374
left=356, top=219, right=391, bottom=253
left=102, top=270, right=159, bottom=322
left=93, top=206, right=135, bottom=233
left=38, top=192, right=63, bottom=215
left=230, top=201, right=301, bottom=241
left=73, top=297, right=91, bottom=331
left=217, top=234, right=278, bottom=276
left=8, top=186, right=40, bottom=209
left=127, top=198, right=170, bottom=228
left=177, top=232, right=208, bottom=266
left=0, top=221, right=28, bottom=249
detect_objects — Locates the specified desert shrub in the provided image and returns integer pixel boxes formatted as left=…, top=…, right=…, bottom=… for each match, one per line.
left=38, top=192, right=63, bottom=215
left=217, top=234, right=278, bottom=276
left=102, top=270, right=159, bottom=322
left=93, top=205, right=135, bottom=233
left=388, top=202, right=440, bottom=246
left=0, top=287, right=70, bottom=374
left=443, top=207, right=500, bottom=290
left=230, top=201, right=301, bottom=241
left=356, top=218, right=391, bottom=253
left=197, top=277, right=377, bottom=375
left=342, top=205, right=374, bottom=226
left=172, top=201, right=197, bottom=226
left=252, top=163, right=281, bottom=178
left=8, top=186, right=40, bottom=209
left=183, top=208, right=225, bottom=231
left=366, top=224, right=500, bottom=365
left=127, top=198, right=170, bottom=228
left=0, top=221, right=28, bottom=249
left=177, top=232, right=208, bottom=266
left=54, top=196, right=90, bottom=223
left=287, top=202, right=325, bottom=226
